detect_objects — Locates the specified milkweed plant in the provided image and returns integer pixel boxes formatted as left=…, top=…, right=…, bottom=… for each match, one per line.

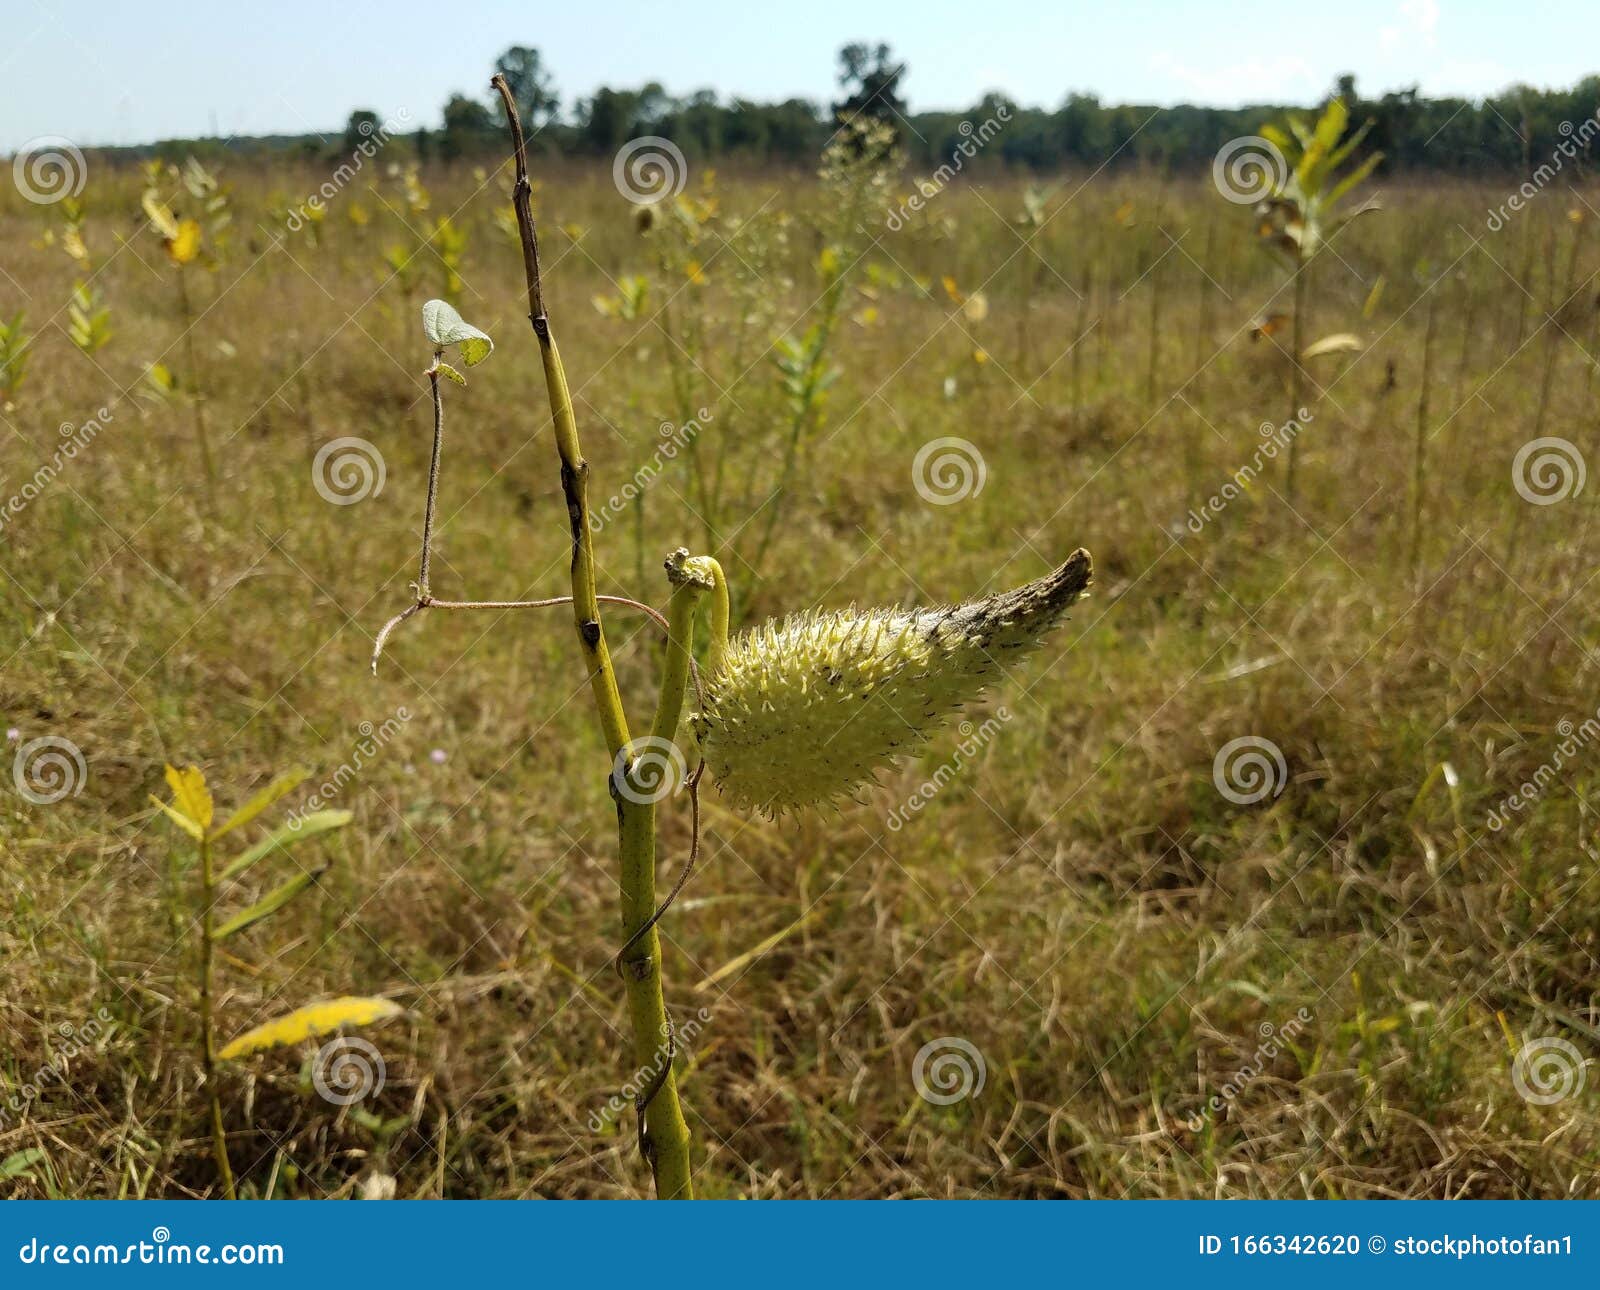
left=366, top=78, right=1094, bottom=1199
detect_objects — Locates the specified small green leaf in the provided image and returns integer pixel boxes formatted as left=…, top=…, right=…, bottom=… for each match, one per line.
left=213, top=768, right=310, bottom=840
left=0, top=1149, right=46, bottom=1182
left=435, top=361, right=466, bottom=386
left=212, top=865, right=326, bottom=940
left=218, top=808, right=352, bottom=882
left=421, top=299, right=493, bottom=366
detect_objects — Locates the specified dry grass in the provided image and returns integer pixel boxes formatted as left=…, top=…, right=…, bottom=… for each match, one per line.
left=2, top=153, right=1598, bottom=1198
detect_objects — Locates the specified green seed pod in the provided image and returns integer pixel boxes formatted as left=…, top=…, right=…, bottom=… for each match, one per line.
left=694, top=549, right=1092, bottom=816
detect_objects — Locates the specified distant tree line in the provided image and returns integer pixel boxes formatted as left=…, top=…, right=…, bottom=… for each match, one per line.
left=151, top=43, right=1600, bottom=176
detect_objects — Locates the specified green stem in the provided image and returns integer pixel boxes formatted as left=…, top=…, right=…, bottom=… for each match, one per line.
left=494, top=74, right=693, bottom=1199
left=176, top=270, right=217, bottom=507
left=1287, top=264, right=1309, bottom=504
left=198, top=833, right=235, bottom=1199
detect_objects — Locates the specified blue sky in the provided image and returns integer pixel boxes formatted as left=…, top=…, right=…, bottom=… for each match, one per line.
left=2, top=0, right=1590, bottom=151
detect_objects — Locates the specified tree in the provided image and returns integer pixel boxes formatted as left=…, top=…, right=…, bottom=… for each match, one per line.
left=833, top=42, right=907, bottom=130
left=440, top=94, right=495, bottom=160
left=494, top=45, right=559, bottom=132
left=343, top=110, right=380, bottom=155
left=576, top=87, right=642, bottom=155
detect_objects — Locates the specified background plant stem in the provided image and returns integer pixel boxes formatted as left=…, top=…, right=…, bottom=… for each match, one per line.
left=197, top=833, right=235, bottom=1199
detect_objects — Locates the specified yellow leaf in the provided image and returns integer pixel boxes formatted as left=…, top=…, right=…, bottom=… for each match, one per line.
left=817, top=246, right=840, bottom=280
left=218, top=996, right=404, bottom=1059
left=149, top=794, right=202, bottom=840
left=142, top=190, right=179, bottom=241
left=164, top=764, right=213, bottom=831
left=1362, top=275, right=1386, bottom=320
left=941, top=274, right=963, bottom=303
left=1113, top=200, right=1135, bottom=226
left=694, top=911, right=821, bottom=992
left=1302, top=332, right=1362, bottom=360
left=165, top=219, right=202, bottom=266
left=684, top=259, right=707, bottom=286
left=972, top=347, right=989, bottom=365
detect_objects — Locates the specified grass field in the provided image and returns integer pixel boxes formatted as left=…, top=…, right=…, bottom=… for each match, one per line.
left=2, top=137, right=1598, bottom=1198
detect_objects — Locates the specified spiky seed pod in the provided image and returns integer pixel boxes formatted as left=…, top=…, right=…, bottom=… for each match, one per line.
left=694, top=549, right=1092, bottom=816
